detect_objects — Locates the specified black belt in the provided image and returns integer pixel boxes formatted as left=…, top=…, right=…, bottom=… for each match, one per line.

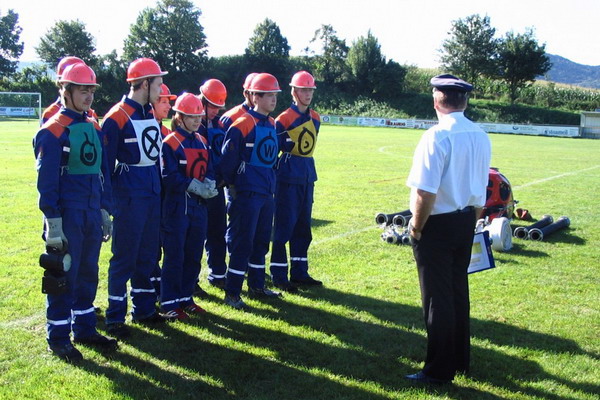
left=450, top=206, right=474, bottom=214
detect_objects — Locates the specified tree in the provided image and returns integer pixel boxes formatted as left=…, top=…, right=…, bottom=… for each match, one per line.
left=35, top=20, right=97, bottom=69
left=0, top=64, right=55, bottom=106
left=309, top=24, right=349, bottom=85
left=123, top=0, right=207, bottom=85
left=346, top=31, right=387, bottom=94
left=244, top=18, right=291, bottom=81
left=0, top=9, right=24, bottom=76
left=497, top=29, right=552, bottom=104
left=439, top=14, right=498, bottom=91
left=93, top=50, right=129, bottom=115
left=245, top=18, right=290, bottom=58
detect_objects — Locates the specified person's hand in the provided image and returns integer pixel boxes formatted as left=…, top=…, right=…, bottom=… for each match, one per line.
left=187, top=178, right=218, bottom=199
left=407, top=218, right=422, bottom=241
left=101, top=209, right=112, bottom=242
left=45, top=217, right=68, bottom=251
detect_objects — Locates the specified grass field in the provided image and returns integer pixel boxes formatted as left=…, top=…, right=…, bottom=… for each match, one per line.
left=0, top=118, right=599, bottom=400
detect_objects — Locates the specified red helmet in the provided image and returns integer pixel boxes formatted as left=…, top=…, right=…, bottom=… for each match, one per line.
left=159, top=83, right=177, bottom=100
left=483, top=168, right=515, bottom=221
left=126, top=58, right=168, bottom=82
left=248, top=73, right=281, bottom=93
left=59, top=63, right=99, bottom=86
left=290, top=71, right=316, bottom=89
left=199, top=79, right=227, bottom=108
left=172, top=93, right=204, bottom=116
left=243, top=72, right=258, bottom=90
left=56, top=56, right=85, bottom=79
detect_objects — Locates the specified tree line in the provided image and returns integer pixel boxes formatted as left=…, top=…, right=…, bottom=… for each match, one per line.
left=0, top=1, right=594, bottom=119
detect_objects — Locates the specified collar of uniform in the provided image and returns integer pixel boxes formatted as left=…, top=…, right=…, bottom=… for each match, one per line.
left=175, top=126, right=197, bottom=140
left=290, top=102, right=309, bottom=116
left=247, top=108, right=270, bottom=122
left=59, top=106, right=88, bottom=122
left=122, top=95, right=154, bottom=118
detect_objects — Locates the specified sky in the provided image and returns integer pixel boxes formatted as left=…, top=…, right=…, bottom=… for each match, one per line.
left=8, top=0, right=600, bottom=68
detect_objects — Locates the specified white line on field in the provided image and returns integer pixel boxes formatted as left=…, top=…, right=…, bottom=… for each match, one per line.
left=513, top=165, right=600, bottom=189
left=312, top=226, right=375, bottom=246
left=377, top=145, right=413, bottom=158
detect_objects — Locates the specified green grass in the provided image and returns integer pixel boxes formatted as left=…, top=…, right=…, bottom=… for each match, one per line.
left=0, top=119, right=599, bottom=399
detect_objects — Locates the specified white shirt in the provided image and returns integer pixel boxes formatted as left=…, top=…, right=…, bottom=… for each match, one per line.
left=406, top=112, right=491, bottom=215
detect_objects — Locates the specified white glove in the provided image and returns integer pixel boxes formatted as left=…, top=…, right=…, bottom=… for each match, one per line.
left=45, top=217, right=68, bottom=252
left=202, top=178, right=219, bottom=199
left=187, top=178, right=218, bottom=199
left=101, top=209, right=112, bottom=242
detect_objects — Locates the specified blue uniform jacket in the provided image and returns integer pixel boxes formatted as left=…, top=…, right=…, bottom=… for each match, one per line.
left=219, top=102, right=251, bottom=132
left=275, top=103, right=320, bottom=185
left=219, top=109, right=278, bottom=195
left=101, top=96, right=161, bottom=197
left=199, top=116, right=226, bottom=183
left=162, top=126, right=215, bottom=205
left=34, top=107, right=112, bottom=218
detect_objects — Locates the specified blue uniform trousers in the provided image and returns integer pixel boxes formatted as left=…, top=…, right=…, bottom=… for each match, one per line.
left=160, top=201, right=207, bottom=311
left=106, top=195, right=160, bottom=324
left=225, top=191, right=274, bottom=297
left=205, top=187, right=227, bottom=284
left=46, top=208, right=102, bottom=346
left=270, top=181, right=314, bottom=283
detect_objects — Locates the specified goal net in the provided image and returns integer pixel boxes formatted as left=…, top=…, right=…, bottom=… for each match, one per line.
left=0, top=92, right=42, bottom=123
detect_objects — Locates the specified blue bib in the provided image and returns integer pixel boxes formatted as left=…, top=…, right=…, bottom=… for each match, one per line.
left=248, top=125, right=278, bottom=168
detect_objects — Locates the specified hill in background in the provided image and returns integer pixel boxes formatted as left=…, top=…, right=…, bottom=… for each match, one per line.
left=540, top=54, right=600, bottom=89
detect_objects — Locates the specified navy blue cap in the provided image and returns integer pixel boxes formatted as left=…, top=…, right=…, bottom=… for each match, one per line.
left=430, top=74, right=473, bottom=92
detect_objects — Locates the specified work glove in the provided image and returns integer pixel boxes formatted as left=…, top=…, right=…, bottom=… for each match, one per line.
left=45, top=217, right=68, bottom=252
left=187, top=178, right=219, bottom=199
left=101, top=209, right=112, bottom=242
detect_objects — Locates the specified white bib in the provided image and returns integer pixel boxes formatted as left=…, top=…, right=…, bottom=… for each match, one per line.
left=129, top=118, right=162, bottom=166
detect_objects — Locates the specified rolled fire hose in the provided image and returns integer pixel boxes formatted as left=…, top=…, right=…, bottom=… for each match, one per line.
left=485, top=217, right=512, bottom=251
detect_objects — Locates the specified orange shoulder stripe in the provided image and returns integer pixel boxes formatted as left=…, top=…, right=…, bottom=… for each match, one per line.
left=41, top=113, right=74, bottom=138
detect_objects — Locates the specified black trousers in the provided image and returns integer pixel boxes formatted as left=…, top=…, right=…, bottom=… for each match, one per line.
left=411, top=209, right=476, bottom=380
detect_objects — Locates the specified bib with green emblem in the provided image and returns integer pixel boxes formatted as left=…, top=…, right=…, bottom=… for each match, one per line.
left=67, top=122, right=102, bottom=175
left=288, top=119, right=317, bottom=157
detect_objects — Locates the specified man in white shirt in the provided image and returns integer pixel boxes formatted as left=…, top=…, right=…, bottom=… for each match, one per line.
left=405, top=74, right=491, bottom=384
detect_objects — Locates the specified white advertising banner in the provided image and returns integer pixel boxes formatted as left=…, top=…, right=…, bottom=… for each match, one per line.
left=321, top=115, right=580, bottom=138
left=0, top=107, right=37, bottom=117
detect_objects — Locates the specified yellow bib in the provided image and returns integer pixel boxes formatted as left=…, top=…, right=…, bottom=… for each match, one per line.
left=288, top=119, right=317, bottom=157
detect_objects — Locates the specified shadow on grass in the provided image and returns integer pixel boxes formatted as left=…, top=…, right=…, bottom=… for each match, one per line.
left=293, top=287, right=599, bottom=400
left=311, top=218, right=334, bottom=228
left=73, top=286, right=598, bottom=400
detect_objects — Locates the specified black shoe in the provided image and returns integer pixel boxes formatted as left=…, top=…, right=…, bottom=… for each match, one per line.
left=405, top=371, right=451, bottom=385
left=74, top=332, right=118, bottom=351
left=291, top=276, right=323, bottom=286
left=209, top=279, right=226, bottom=290
left=133, top=312, right=167, bottom=325
left=48, top=342, right=83, bottom=363
left=194, top=284, right=209, bottom=299
left=248, top=287, right=281, bottom=299
left=106, top=323, right=131, bottom=339
left=273, top=281, right=299, bottom=293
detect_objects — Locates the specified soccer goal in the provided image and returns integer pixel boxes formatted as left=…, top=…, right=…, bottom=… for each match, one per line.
left=0, top=92, right=42, bottom=124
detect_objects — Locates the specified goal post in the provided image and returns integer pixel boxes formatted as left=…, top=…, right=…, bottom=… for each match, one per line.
left=0, top=92, right=42, bottom=124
